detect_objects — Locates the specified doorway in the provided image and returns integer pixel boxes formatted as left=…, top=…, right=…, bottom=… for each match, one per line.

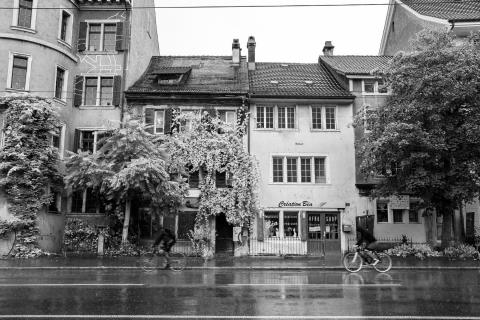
left=307, top=212, right=341, bottom=259
left=215, top=214, right=233, bottom=254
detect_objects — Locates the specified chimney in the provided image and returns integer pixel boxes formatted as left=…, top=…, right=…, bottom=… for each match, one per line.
left=322, top=41, right=334, bottom=56
left=247, top=36, right=256, bottom=70
left=232, top=39, right=241, bottom=65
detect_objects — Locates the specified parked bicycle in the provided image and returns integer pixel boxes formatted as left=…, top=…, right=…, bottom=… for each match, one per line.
left=343, top=245, right=392, bottom=273
left=140, top=249, right=186, bottom=272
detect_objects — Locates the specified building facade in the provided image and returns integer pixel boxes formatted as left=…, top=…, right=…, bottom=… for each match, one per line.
left=0, top=0, right=159, bottom=252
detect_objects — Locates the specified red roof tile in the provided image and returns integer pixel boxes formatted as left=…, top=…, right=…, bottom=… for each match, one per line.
left=319, top=56, right=393, bottom=75
left=401, top=0, right=480, bottom=21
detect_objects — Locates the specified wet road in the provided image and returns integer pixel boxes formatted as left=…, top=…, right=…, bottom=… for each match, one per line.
left=0, top=268, right=479, bottom=319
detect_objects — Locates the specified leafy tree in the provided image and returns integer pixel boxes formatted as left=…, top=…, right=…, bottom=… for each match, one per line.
left=65, top=120, right=187, bottom=243
left=0, top=96, right=63, bottom=256
left=165, top=110, right=259, bottom=229
left=356, top=30, right=480, bottom=248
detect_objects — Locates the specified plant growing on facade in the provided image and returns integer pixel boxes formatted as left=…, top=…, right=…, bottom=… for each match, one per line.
left=355, top=30, right=480, bottom=248
left=0, top=96, right=63, bottom=257
left=64, top=120, right=188, bottom=244
left=187, top=221, right=214, bottom=259
left=165, top=110, right=260, bottom=228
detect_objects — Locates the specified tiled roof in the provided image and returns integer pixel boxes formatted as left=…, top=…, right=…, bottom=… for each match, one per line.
left=127, top=56, right=248, bottom=95
left=249, top=63, right=352, bottom=98
left=401, top=0, right=480, bottom=21
left=319, top=56, right=392, bottom=75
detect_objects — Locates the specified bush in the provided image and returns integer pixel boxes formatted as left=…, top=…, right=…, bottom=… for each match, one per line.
left=64, top=219, right=98, bottom=253
left=444, top=243, right=480, bottom=260
left=386, top=243, right=442, bottom=260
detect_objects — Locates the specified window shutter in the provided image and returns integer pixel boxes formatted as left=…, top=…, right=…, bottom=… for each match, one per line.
left=115, top=22, right=127, bottom=51
left=112, top=75, right=122, bottom=106
left=144, top=108, right=154, bottom=134
left=74, top=76, right=84, bottom=107
left=300, top=211, right=307, bottom=241
left=78, top=22, right=88, bottom=52
left=73, top=129, right=80, bottom=153
left=164, top=107, right=172, bottom=134
left=257, top=215, right=264, bottom=241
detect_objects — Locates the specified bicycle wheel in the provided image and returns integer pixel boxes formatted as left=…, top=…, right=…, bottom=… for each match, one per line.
left=343, top=252, right=363, bottom=273
left=141, top=254, right=158, bottom=272
left=169, top=252, right=186, bottom=272
left=373, top=253, right=392, bottom=273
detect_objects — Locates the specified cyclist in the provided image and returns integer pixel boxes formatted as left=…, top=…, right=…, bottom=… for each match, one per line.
left=356, top=226, right=380, bottom=265
left=152, top=227, right=176, bottom=269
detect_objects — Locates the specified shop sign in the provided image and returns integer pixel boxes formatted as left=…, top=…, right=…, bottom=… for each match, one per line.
left=389, top=195, right=410, bottom=210
left=309, top=226, right=321, bottom=232
left=278, top=201, right=317, bottom=207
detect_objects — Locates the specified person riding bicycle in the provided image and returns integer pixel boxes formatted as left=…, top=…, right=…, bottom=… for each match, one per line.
left=356, top=226, right=380, bottom=266
left=152, top=227, right=176, bottom=269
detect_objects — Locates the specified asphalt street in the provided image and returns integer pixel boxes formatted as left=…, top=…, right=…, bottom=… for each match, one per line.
left=0, top=268, right=479, bottom=319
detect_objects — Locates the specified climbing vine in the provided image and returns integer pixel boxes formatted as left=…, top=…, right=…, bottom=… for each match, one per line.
left=0, top=96, right=63, bottom=257
left=165, top=108, right=260, bottom=228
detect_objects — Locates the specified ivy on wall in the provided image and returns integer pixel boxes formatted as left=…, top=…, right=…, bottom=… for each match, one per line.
left=0, top=96, right=63, bottom=257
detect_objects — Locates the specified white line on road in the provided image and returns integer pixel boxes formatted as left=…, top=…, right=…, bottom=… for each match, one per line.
left=0, top=283, right=144, bottom=287
left=227, top=283, right=402, bottom=287
left=0, top=315, right=479, bottom=319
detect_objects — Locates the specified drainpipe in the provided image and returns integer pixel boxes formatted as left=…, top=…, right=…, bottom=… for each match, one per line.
left=120, top=3, right=131, bottom=128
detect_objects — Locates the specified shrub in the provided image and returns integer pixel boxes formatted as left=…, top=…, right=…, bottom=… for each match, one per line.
left=188, top=223, right=213, bottom=259
left=444, top=243, right=480, bottom=260
left=64, top=219, right=99, bottom=253
left=386, top=243, right=442, bottom=260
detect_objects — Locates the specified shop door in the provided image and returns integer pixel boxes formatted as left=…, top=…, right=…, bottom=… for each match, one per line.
left=215, top=214, right=233, bottom=254
left=307, top=212, right=341, bottom=259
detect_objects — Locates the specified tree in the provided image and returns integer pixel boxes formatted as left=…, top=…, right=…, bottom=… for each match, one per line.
left=65, top=120, right=188, bottom=244
left=165, top=109, right=259, bottom=229
left=355, top=30, right=480, bottom=248
left=0, top=96, right=63, bottom=256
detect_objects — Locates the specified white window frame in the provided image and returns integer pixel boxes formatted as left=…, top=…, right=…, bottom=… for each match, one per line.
left=54, top=65, right=68, bottom=102
left=154, top=109, right=165, bottom=134
left=263, top=210, right=300, bottom=239
left=82, top=75, right=115, bottom=107
left=362, top=79, right=389, bottom=95
left=77, top=128, right=106, bottom=153
left=277, top=105, right=296, bottom=130
left=270, top=154, right=329, bottom=185
left=218, top=109, right=237, bottom=126
left=6, top=52, right=32, bottom=91
left=375, top=200, right=390, bottom=223
left=11, top=0, right=38, bottom=31
left=57, top=8, right=73, bottom=46
left=310, top=105, right=338, bottom=131
left=85, top=20, right=120, bottom=53
left=255, top=105, right=274, bottom=130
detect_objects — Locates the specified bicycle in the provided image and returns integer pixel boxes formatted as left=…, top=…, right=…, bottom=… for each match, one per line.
left=343, top=245, right=392, bottom=273
left=140, top=249, right=186, bottom=272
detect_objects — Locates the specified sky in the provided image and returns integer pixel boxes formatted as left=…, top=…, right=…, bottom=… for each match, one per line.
left=154, top=0, right=389, bottom=63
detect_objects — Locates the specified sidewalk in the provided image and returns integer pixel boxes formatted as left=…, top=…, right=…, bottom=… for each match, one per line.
left=0, top=255, right=479, bottom=270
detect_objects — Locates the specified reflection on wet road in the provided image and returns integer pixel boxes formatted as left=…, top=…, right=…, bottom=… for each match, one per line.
left=0, top=269, right=479, bottom=319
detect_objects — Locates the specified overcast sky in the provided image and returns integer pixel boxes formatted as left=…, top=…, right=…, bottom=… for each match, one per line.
left=154, top=0, right=389, bottom=63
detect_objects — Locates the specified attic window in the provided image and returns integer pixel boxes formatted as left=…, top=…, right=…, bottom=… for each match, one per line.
left=158, top=73, right=183, bottom=85
left=305, top=81, right=313, bottom=86
left=270, top=80, right=279, bottom=84
left=281, top=64, right=289, bottom=67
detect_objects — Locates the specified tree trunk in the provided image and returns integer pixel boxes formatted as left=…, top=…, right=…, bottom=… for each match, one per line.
left=441, top=208, right=453, bottom=248
left=458, top=205, right=466, bottom=243
left=122, top=199, right=132, bottom=244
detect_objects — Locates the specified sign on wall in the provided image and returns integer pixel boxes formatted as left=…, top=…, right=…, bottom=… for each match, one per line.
left=389, top=195, right=410, bottom=210
left=278, top=201, right=327, bottom=208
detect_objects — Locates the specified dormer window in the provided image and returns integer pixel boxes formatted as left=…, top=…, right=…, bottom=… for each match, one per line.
left=152, top=67, right=192, bottom=86
left=158, top=73, right=183, bottom=85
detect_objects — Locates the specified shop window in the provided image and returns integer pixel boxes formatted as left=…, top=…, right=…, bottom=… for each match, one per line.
left=325, top=213, right=339, bottom=239
left=264, top=211, right=279, bottom=237
left=177, top=212, right=196, bottom=240
left=409, top=209, right=419, bottom=223
left=377, top=202, right=388, bottom=223
left=393, top=209, right=404, bottom=223
left=283, top=212, right=298, bottom=237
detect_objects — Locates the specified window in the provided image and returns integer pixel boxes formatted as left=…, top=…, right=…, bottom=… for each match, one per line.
left=272, top=157, right=283, bottom=183
left=75, top=130, right=105, bottom=153
left=264, top=211, right=280, bottom=237
left=177, top=212, right=196, bottom=240
left=54, top=67, right=66, bottom=101
left=363, top=80, right=375, bottom=93
left=50, top=125, right=65, bottom=159
left=71, top=188, right=104, bottom=214
left=272, top=156, right=326, bottom=184
left=256, top=106, right=274, bottom=129
left=393, top=209, right=404, bottom=223
left=409, top=209, right=419, bottom=223
left=158, top=73, right=183, bottom=85
left=362, top=79, right=388, bottom=94
left=17, top=0, right=33, bottom=28
left=154, top=110, right=165, bottom=134
left=83, top=76, right=114, bottom=106
left=59, top=10, right=72, bottom=44
left=87, top=23, right=117, bottom=52
left=216, top=171, right=232, bottom=188
left=286, top=157, right=297, bottom=183
left=188, top=169, right=199, bottom=188
left=312, top=106, right=322, bottom=129
left=278, top=106, right=295, bottom=129
left=283, top=212, right=298, bottom=237
left=311, top=106, right=337, bottom=130
left=219, top=110, right=236, bottom=125
left=8, top=54, right=30, bottom=91
left=377, top=202, right=388, bottom=223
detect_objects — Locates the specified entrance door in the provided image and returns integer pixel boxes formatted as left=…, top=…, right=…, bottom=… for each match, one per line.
left=215, top=214, right=233, bottom=254
left=307, top=212, right=341, bottom=259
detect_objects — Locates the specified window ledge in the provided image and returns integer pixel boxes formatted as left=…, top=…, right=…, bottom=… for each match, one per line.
left=81, top=51, right=119, bottom=55
left=269, top=182, right=331, bottom=186
left=361, top=92, right=389, bottom=96
left=57, top=39, right=72, bottom=49
left=310, top=129, right=340, bottom=132
left=5, top=88, right=29, bottom=94
left=377, top=222, right=390, bottom=224
left=254, top=128, right=276, bottom=131
left=10, top=26, right=37, bottom=34
left=79, top=105, right=116, bottom=110
left=52, top=98, right=67, bottom=105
